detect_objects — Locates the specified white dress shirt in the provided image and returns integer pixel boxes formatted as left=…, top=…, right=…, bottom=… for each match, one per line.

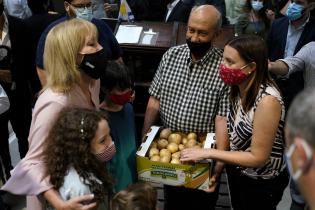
left=165, top=0, right=180, bottom=22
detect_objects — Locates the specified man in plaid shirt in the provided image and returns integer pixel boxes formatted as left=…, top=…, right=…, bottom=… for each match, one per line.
left=142, top=5, right=230, bottom=210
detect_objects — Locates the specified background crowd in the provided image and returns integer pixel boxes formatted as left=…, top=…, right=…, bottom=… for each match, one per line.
left=1, top=0, right=315, bottom=210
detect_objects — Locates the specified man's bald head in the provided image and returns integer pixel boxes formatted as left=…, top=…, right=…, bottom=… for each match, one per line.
left=188, top=5, right=222, bottom=32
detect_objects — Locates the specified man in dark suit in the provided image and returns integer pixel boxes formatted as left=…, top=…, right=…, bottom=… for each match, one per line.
left=267, top=0, right=315, bottom=109
left=166, top=0, right=226, bottom=23
left=24, top=0, right=62, bottom=95
left=1, top=7, right=32, bottom=160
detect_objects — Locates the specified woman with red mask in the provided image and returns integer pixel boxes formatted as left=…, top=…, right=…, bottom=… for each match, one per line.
left=180, top=35, right=289, bottom=210
left=99, top=61, right=137, bottom=193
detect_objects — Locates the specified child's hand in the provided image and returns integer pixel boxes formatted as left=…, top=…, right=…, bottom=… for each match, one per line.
left=60, top=194, right=97, bottom=210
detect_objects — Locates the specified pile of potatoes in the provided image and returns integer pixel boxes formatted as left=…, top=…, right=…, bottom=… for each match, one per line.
left=147, top=128, right=206, bottom=164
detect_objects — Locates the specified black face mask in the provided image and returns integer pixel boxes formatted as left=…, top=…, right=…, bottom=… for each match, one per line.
left=186, top=38, right=212, bottom=58
left=79, top=49, right=107, bottom=79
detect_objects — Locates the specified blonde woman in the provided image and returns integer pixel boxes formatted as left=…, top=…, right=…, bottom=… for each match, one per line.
left=2, top=19, right=108, bottom=210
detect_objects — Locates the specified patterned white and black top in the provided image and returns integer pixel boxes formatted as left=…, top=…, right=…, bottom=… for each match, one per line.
left=149, top=44, right=230, bottom=133
left=228, top=84, right=286, bottom=179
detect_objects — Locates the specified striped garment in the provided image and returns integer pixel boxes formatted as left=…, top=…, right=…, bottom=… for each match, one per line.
left=228, top=84, right=286, bottom=179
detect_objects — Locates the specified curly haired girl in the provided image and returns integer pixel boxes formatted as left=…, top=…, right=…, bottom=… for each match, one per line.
left=43, top=107, right=116, bottom=209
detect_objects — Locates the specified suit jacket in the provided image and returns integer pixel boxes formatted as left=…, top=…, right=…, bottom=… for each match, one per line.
left=166, top=0, right=194, bottom=23
left=267, top=15, right=315, bottom=108
left=21, top=13, right=62, bottom=94
left=166, top=0, right=226, bottom=23
left=267, top=15, right=315, bottom=61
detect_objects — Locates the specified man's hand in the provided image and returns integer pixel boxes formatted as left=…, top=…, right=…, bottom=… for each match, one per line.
left=265, top=9, right=275, bottom=21
left=203, top=175, right=217, bottom=193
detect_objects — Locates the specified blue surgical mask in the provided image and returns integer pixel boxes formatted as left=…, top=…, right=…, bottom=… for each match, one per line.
left=286, top=2, right=304, bottom=21
left=74, top=6, right=93, bottom=22
left=251, top=0, right=264, bottom=11
left=285, top=139, right=313, bottom=181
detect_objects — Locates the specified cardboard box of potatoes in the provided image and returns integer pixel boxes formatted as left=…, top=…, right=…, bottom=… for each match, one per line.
left=136, top=126, right=215, bottom=190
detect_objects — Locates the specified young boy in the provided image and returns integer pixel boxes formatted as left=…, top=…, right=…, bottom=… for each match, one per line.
left=100, top=61, right=137, bottom=192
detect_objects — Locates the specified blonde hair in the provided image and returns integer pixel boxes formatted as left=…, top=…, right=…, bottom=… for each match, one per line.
left=43, top=18, right=98, bottom=93
left=111, top=182, right=157, bottom=210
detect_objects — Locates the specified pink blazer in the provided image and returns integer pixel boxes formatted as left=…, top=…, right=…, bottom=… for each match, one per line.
left=2, top=80, right=100, bottom=210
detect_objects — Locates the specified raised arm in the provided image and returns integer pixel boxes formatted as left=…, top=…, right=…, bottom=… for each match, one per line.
left=268, top=60, right=289, bottom=76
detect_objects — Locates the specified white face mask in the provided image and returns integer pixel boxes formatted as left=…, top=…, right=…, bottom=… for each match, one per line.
left=74, top=6, right=93, bottom=21
left=285, top=139, right=313, bottom=181
left=251, top=0, right=264, bottom=11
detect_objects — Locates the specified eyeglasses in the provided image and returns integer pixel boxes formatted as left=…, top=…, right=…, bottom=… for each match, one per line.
left=70, top=2, right=92, bottom=9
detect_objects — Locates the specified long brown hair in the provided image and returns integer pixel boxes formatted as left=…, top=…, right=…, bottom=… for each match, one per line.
left=43, top=107, right=113, bottom=201
left=243, top=0, right=271, bottom=29
left=228, top=35, right=278, bottom=112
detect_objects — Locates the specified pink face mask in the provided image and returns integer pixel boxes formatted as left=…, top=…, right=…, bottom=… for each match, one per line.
left=109, top=90, right=132, bottom=105
left=94, top=141, right=116, bottom=162
left=219, top=63, right=250, bottom=85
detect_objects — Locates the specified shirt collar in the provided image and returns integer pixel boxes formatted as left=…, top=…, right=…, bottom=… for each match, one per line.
left=167, top=0, right=180, bottom=10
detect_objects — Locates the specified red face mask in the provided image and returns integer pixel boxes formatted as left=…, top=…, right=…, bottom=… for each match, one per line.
left=109, top=90, right=132, bottom=105
left=93, top=142, right=116, bottom=162
left=219, top=63, right=249, bottom=85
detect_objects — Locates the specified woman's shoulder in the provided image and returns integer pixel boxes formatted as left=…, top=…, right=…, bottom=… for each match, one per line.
left=256, top=84, right=283, bottom=107
left=263, top=84, right=282, bottom=100
left=37, top=88, right=68, bottom=103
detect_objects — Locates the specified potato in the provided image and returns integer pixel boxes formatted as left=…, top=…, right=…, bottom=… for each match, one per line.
left=149, top=148, right=159, bottom=157
left=160, top=128, right=172, bottom=139
left=150, top=141, right=157, bottom=149
left=185, top=139, right=197, bottom=148
left=171, top=151, right=181, bottom=159
left=160, top=149, right=171, bottom=157
left=167, top=142, right=179, bottom=153
left=160, top=155, right=171, bottom=163
left=187, top=132, right=197, bottom=140
left=150, top=155, right=160, bottom=162
left=170, top=158, right=181, bottom=164
left=178, top=144, right=185, bottom=151
left=182, top=138, right=188, bottom=145
left=157, top=139, right=168, bottom=149
left=168, top=133, right=181, bottom=145
left=193, top=145, right=202, bottom=149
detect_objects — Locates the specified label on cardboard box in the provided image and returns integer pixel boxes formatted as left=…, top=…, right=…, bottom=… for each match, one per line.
left=136, top=126, right=215, bottom=190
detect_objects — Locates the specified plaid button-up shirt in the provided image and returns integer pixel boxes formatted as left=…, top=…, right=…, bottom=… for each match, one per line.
left=149, top=44, right=230, bottom=133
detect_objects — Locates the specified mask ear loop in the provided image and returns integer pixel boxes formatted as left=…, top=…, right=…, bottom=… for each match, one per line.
left=300, top=139, right=314, bottom=172
left=287, top=139, right=314, bottom=180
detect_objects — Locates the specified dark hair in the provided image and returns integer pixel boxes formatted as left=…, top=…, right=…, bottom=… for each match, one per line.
left=111, top=182, right=157, bottom=210
left=227, top=35, right=278, bottom=112
left=43, top=107, right=113, bottom=201
left=243, top=0, right=271, bottom=29
left=100, top=61, right=134, bottom=92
